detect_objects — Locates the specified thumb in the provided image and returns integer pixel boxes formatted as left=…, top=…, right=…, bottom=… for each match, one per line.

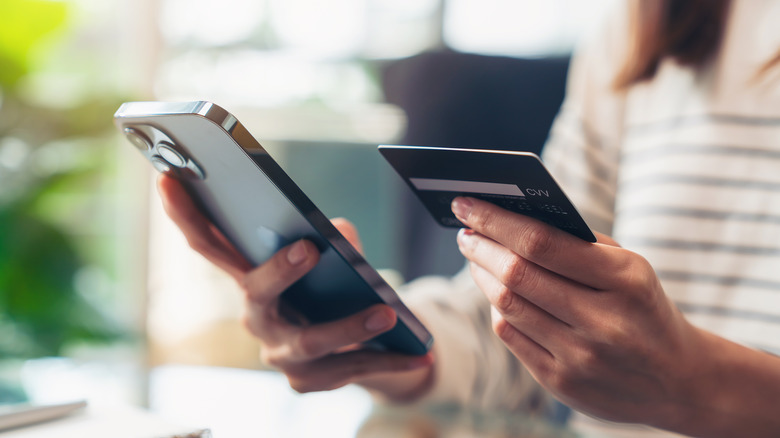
left=594, top=231, right=621, bottom=247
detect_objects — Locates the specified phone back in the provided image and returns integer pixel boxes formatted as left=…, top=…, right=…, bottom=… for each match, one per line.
left=114, top=101, right=431, bottom=355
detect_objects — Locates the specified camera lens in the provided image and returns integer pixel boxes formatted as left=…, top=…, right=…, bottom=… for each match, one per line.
left=157, top=142, right=187, bottom=168
left=124, top=127, right=152, bottom=152
left=150, top=156, right=173, bottom=174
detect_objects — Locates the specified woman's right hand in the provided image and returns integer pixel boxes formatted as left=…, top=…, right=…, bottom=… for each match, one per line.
left=157, top=175, right=434, bottom=400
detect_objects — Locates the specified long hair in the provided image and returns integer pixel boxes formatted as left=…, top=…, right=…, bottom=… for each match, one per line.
left=614, top=0, right=779, bottom=89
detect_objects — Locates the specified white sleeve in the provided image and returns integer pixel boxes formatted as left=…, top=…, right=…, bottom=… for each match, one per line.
left=400, top=267, right=556, bottom=416
left=542, top=3, right=629, bottom=236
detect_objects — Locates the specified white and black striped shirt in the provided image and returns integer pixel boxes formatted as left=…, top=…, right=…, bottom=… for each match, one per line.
left=403, top=1, right=780, bottom=436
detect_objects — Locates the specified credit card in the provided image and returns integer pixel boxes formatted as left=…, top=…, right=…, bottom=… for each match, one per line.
left=379, top=145, right=596, bottom=242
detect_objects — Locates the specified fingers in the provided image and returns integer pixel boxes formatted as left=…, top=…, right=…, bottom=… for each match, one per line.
left=490, top=307, right=555, bottom=377
left=241, top=239, right=321, bottom=306
left=594, top=231, right=621, bottom=247
left=249, top=304, right=430, bottom=394
left=157, top=174, right=252, bottom=279
left=331, top=217, right=363, bottom=254
left=458, top=228, right=597, bottom=326
left=157, top=177, right=428, bottom=397
left=452, top=196, right=631, bottom=290
left=290, top=304, right=397, bottom=360
left=259, top=304, right=399, bottom=365
left=284, top=349, right=433, bottom=393
left=470, top=262, right=571, bottom=356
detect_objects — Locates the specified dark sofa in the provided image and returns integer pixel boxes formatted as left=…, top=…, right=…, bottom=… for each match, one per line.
left=381, top=51, right=570, bottom=279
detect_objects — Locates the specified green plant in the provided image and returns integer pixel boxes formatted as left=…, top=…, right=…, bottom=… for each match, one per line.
left=0, top=0, right=127, bottom=359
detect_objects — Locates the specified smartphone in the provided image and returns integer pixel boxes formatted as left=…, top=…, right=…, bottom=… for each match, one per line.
left=114, top=101, right=432, bottom=355
left=379, top=145, right=596, bottom=242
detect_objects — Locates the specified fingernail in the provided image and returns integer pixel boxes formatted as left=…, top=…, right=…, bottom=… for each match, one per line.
left=451, top=197, right=473, bottom=222
left=287, top=240, right=308, bottom=265
left=457, top=228, right=476, bottom=249
left=365, top=310, right=393, bottom=332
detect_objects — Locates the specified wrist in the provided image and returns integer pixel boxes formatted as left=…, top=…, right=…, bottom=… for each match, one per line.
left=659, top=327, right=727, bottom=434
left=360, top=358, right=436, bottom=404
left=660, top=327, right=780, bottom=437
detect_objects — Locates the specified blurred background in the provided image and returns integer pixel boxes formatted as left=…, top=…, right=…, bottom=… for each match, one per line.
left=0, top=0, right=615, bottom=418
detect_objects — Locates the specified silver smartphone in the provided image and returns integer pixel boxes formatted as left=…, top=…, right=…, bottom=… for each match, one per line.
left=114, top=101, right=432, bottom=355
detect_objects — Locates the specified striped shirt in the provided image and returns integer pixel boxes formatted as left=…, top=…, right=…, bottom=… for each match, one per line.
left=402, top=1, right=780, bottom=436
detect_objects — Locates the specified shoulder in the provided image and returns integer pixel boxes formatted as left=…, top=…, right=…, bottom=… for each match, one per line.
left=567, top=1, right=630, bottom=90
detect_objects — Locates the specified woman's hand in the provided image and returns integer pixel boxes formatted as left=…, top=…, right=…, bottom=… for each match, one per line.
left=450, top=196, right=724, bottom=432
left=157, top=174, right=433, bottom=400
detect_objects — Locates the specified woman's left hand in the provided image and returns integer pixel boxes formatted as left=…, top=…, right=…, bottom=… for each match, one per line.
left=451, top=196, right=707, bottom=429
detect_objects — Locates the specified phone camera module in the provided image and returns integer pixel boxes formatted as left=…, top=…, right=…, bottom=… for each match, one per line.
left=156, top=142, right=187, bottom=168
left=124, top=127, right=152, bottom=152
left=150, top=156, right=174, bottom=174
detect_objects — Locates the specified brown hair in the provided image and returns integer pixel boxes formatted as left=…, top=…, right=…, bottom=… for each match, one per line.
left=613, top=0, right=780, bottom=89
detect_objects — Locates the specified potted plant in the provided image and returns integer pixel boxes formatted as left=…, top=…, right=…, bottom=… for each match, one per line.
left=0, top=0, right=127, bottom=402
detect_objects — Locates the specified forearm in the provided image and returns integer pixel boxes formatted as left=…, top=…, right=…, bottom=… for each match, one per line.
left=665, top=328, right=780, bottom=437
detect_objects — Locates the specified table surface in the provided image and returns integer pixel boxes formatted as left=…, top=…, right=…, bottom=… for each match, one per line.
left=4, top=365, right=636, bottom=438
left=0, top=404, right=201, bottom=438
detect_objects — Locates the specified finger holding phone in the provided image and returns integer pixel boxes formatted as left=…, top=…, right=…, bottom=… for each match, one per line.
left=157, top=175, right=434, bottom=400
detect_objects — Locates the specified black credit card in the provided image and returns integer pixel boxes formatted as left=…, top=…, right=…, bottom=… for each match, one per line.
left=379, top=145, right=596, bottom=242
